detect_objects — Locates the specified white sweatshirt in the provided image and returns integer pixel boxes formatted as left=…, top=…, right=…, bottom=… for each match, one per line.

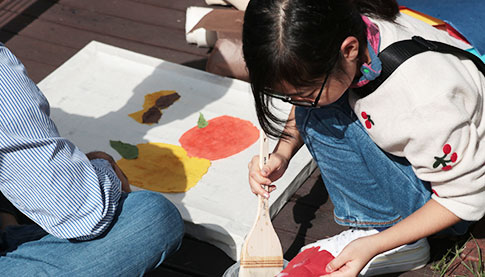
left=349, top=14, right=485, bottom=221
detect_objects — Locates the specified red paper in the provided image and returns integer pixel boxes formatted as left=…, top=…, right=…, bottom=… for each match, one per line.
left=279, top=247, right=335, bottom=276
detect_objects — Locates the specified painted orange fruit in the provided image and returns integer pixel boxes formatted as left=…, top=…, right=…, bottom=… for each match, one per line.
left=179, top=115, right=259, bottom=160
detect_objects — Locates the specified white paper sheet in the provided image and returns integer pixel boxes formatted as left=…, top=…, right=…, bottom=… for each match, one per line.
left=37, top=41, right=316, bottom=260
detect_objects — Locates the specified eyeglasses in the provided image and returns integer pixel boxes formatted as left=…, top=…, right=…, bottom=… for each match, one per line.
left=263, top=74, right=329, bottom=108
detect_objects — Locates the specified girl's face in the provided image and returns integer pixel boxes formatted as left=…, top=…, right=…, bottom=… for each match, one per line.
left=273, top=36, right=362, bottom=108
left=279, top=61, right=357, bottom=107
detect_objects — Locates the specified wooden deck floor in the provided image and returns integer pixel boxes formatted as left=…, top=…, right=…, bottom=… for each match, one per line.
left=1, top=1, right=482, bottom=276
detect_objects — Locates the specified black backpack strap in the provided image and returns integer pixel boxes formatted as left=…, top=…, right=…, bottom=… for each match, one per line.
left=352, top=36, right=485, bottom=97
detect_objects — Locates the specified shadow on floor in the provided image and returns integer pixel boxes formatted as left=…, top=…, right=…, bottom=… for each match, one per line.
left=147, top=234, right=234, bottom=277
left=0, top=0, right=59, bottom=43
left=284, top=176, right=329, bottom=259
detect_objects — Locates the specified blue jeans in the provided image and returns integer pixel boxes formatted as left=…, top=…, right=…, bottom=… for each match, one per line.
left=0, top=191, right=184, bottom=276
left=295, top=92, right=470, bottom=234
left=295, top=93, right=434, bottom=227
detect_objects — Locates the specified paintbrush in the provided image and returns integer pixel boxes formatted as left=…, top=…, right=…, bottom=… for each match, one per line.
left=239, top=131, right=284, bottom=277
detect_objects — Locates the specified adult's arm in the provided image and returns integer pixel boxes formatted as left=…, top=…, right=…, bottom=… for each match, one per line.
left=0, top=44, right=122, bottom=240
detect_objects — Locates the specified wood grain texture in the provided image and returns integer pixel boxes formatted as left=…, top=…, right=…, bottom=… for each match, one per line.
left=239, top=133, right=283, bottom=276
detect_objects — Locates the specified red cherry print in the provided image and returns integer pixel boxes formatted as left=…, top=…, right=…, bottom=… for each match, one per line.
left=361, top=112, right=368, bottom=119
left=434, top=144, right=458, bottom=171
left=365, top=120, right=372, bottom=129
left=443, top=144, right=451, bottom=155
left=450, top=152, right=458, bottom=163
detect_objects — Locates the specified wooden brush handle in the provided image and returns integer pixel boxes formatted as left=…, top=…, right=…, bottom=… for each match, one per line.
left=258, top=131, right=270, bottom=216
left=259, top=130, right=269, bottom=174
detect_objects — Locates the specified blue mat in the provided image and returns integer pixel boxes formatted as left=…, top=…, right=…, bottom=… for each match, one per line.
left=398, top=0, right=485, bottom=56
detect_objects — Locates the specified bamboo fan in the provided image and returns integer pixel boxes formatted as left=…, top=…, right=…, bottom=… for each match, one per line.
left=239, top=131, right=284, bottom=276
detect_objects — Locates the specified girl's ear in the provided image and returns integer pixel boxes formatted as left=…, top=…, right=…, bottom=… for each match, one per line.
left=340, top=36, right=360, bottom=61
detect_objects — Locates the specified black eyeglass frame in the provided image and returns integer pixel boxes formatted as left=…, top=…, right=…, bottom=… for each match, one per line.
left=263, top=73, right=330, bottom=108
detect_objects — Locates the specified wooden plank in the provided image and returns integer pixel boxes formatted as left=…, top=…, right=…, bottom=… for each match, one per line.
left=291, top=169, right=322, bottom=196
left=0, top=7, right=24, bottom=28
left=272, top=169, right=346, bottom=241
left=273, top=199, right=346, bottom=241
left=276, top=228, right=319, bottom=260
left=290, top=169, right=329, bottom=209
left=18, top=57, right=57, bottom=83
left=8, top=0, right=208, bottom=56
left=3, top=32, right=76, bottom=67
left=0, top=0, right=57, bottom=42
left=127, top=0, right=206, bottom=12
left=0, top=0, right=35, bottom=12
left=1, top=12, right=207, bottom=67
left=58, top=0, right=187, bottom=31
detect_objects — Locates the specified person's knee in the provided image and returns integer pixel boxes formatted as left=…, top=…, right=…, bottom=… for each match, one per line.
left=131, top=191, right=184, bottom=248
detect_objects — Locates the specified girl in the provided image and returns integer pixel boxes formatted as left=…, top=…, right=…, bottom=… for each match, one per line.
left=244, top=0, right=485, bottom=276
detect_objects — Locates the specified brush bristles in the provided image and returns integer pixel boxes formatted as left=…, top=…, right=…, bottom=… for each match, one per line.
left=238, top=266, right=283, bottom=277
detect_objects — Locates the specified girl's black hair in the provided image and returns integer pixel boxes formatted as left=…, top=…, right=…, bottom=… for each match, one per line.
left=243, top=0, right=399, bottom=139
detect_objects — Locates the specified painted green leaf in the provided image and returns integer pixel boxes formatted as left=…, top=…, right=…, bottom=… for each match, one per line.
left=197, top=112, right=209, bottom=128
left=110, top=140, right=139, bottom=159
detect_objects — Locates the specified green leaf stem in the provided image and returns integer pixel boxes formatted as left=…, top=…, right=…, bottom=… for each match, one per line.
left=109, top=140, right=139, bottom=159
left=197, top=113, right=209, bottom=128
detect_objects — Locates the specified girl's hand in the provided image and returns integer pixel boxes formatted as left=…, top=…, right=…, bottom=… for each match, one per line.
left=248, top=152, right=289, bottom=198
left=323, top=200, right=462, bottom=277
left=323, top=236, right=379, bottom=277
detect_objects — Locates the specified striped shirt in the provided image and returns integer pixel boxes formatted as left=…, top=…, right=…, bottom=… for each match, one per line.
left=0, top=44, right=121, bottom=240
